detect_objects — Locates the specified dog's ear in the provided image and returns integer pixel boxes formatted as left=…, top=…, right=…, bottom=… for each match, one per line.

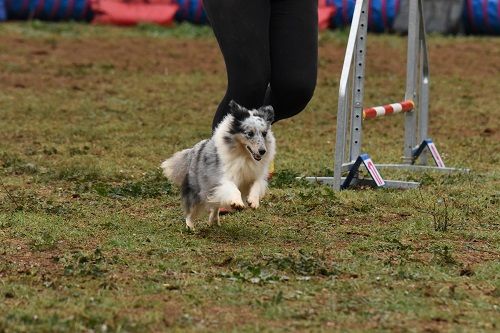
left=258, top=105, right=274, bottom=124
left=228, top=100, right=249, bottom=120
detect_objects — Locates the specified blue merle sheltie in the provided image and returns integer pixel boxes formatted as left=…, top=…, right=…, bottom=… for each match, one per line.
left=161, top=100, right=276, bottom=230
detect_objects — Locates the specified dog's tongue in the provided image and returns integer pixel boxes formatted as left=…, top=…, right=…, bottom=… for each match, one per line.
left=247, top=146, right=261, bottom=161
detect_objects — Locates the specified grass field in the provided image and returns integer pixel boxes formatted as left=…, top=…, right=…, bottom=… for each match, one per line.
left=0, top=22, right=499, bottom=332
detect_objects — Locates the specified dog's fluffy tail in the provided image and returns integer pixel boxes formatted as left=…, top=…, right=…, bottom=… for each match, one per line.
left=161, top=148, right=191, bottom=186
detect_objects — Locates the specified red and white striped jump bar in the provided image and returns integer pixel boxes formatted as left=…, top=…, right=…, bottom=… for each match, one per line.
left=363, top=100, right=415, bottom=120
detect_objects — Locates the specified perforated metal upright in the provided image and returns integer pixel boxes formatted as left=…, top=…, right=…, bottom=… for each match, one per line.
left=332, top=0, right=371, bottom=190
left=403, top=0, right=420, bottom=163
left=303, top=0, right=468, bottom=190
left=348, top=0, right=368, bottom=163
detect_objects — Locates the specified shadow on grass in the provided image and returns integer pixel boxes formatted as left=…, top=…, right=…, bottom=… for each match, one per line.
left=195, top=220, right=266, bottom=244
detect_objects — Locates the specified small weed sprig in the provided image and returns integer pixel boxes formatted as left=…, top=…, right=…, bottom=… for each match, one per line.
left=431, top=244, right=457, bottom=266
left=412, top=188, right=456, bottom=232
left=432, top=197, right=451, bottom=232
left=0, top=180, right=21, bottom=211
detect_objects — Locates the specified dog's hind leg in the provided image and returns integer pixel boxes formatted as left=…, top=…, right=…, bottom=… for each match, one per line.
left=208, top=208, right=220, bottom=226
left=184, top=204, right=201, bottom=230
left=185, top=214, right=195, bottom=230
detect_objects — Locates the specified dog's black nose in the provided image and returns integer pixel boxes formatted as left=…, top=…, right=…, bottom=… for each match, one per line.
left=259, top=149, right=266, bottom=156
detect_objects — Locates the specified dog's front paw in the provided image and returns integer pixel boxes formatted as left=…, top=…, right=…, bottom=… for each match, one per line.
left=185, top=220, right=195, bottom=231
left=247, top=197, right=260, bottom=209
left=230, top=200, right=245, bottom=211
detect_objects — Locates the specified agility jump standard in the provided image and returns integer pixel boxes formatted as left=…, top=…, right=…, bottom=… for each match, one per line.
left=304, top=0, right=467, bottom=190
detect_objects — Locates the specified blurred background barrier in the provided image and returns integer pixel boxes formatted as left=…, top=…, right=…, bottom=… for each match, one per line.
left=319, top=0, right=336, bottom=30
left=174, top=0, right=206, bottom=24
left=5, top=0, right=93, bottom=21
left=91, top=0, right=178, bottom=26
left=0, top=0, right=6, bottom=21
left=326, top=0, right=400, bottom=32
left=464, top=0, right=500, bottom=34
left=1, top=0, right=499, bottom=35
left=394, top=0, right=465, bottom=34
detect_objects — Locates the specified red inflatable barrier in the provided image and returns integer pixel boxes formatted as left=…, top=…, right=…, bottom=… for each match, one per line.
left=319, top=0, right=336, bottom=30
left=91, top=0, right=178, bottom=26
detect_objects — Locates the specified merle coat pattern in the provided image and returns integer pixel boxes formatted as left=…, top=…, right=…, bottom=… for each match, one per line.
left=161, top=101, right=276, bottom=229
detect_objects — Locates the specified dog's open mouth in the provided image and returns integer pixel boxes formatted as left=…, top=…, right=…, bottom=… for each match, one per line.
left=246, top=146, right=262, bottom=161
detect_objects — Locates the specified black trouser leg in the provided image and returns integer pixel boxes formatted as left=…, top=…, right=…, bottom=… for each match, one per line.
left=203, top=0, right=271, bottom=130
left=266, top=0, right=318, bottom=122
left=204, top=0, right=317, bottom=130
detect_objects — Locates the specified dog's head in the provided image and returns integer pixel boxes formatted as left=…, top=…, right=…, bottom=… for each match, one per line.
left=226, top=100, right=274, bottom=161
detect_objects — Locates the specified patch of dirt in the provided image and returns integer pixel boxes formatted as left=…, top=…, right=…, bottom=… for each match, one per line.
left=0, top=239, right=61, bottom=277
left=456, top=244, right=500, bottom=265
left=0, top=237, right=106, bottom=280
left=2, top=34, right=499, bottom=93
left=0, top=35, right=225, bottom=92
left=372, top=238, right=499, bottom=269
left=319, top=37, right=500, bottom=80
left=162, top=301, right=185, bottom=327
left=200, top=304, right=260, bottom=329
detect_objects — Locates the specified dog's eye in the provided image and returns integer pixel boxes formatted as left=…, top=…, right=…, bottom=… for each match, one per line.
left=262, top=131, right=267, bottom=138
left=247, top=131, right=254, bottom=138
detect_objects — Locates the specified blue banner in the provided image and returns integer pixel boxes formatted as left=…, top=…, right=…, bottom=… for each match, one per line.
left=175, top=0, right=207, bottom=24
left=0, top=0, right=6, bottom=21
left=5, top=0, right=93, bottom=21
left=465, top=0, right=500, bottom=34
left=326, top=0, right=400, bottom=32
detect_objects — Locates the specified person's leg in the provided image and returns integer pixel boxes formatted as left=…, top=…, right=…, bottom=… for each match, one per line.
left=266, top=0, right=318, bottom=122
left=203, top=0, right=271, bottom=130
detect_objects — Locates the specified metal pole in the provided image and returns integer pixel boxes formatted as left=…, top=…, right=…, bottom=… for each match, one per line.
left=333, top=0, right=366, bottom=190
left=418, top=0, right=430, bottom=165
left=403, top=0, right=419, bottom=163
left=349, top=0, right=369, bottom=162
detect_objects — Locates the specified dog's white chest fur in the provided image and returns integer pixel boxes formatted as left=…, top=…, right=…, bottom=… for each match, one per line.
left=224, top=154, right=264, bottom=190
left=215, top=118, right=275, bottom=193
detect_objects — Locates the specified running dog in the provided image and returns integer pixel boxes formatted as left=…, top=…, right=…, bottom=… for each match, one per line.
left=161, top=100, right=276, bottom=229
